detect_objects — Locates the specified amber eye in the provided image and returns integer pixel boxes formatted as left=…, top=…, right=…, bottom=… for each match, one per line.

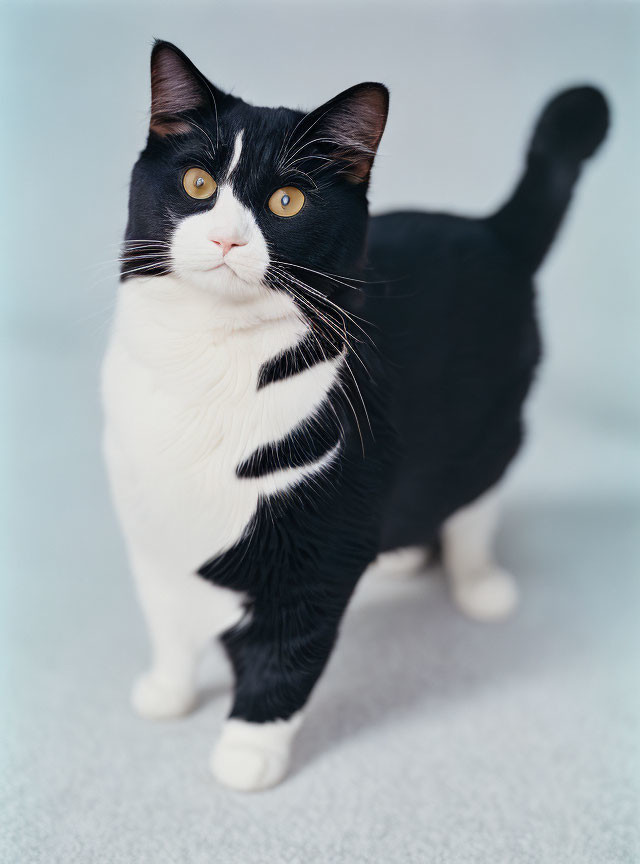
left=182, top=167, right=217, bottom=200
left=268, top=186, right=305, bottom=217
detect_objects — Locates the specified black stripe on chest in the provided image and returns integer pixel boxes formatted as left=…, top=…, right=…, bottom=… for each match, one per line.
left=236, top=391, right=343, bottom=479
left=257, top=329, right=344, bottom=390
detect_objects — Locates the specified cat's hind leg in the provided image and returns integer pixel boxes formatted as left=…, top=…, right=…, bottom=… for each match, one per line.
left=368, top=545, right=430, bottom=577
left=441, top=487, right=518, bottom=621
left=130, top=547, right=245, bottom=720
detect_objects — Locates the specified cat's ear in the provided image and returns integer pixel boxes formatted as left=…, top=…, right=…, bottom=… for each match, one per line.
left=149, top=40, right=222, bottom=137
left=297, top=83, right=389, bottom=182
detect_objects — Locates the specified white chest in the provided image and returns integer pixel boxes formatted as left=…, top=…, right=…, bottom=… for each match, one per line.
left=102, top=277, right=343, bottom=576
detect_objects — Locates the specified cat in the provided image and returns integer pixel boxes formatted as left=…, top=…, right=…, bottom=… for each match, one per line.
left=102, top=40, right=608, bottom=791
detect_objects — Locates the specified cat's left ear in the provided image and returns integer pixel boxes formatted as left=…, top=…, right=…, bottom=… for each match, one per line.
left=296, top=83, right=389, bottom=182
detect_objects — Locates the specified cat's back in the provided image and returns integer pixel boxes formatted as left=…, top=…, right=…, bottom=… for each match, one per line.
left=362, top=208, right=537, bottom=387
left=363, top=209, right=541, bottom=547
left=367, top=209, right=517, bottom=291
left=364, top=208, right=535, bottom=357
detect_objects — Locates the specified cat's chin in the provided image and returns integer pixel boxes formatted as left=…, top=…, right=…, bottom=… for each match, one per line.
left=180, top=264, right=269, bottom=305
left=151, top=269, right=300, bottom=332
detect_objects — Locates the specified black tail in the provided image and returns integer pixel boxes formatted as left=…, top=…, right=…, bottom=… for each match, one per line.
left=488, top=86, right=609, bottom=273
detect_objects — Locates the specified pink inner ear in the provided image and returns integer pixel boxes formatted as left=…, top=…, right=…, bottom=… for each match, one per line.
left=150, top=49, right=205, bottom=135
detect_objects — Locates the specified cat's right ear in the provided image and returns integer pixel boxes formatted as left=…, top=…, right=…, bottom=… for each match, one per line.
left=149, top=40, right=221, bottom=137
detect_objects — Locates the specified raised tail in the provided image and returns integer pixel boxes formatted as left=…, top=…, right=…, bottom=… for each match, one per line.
left=488, top=86, right=609, bottom=273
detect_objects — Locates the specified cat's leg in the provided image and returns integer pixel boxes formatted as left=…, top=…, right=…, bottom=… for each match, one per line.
left=130, top=547, right=245, bottom=720
left=441, top=486, right=518, bottom=621
left=368, top=545, right=430, bottom=577
left=210, top=597, right=347, bottom=791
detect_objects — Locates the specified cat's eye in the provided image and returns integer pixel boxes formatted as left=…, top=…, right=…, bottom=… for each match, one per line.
left=268, top=186, right=305, bottom=218
left=182, top=167, right=217, bottom=200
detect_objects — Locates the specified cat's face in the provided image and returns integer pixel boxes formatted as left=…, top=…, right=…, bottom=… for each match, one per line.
left=123, top=41, right=388, bottom=311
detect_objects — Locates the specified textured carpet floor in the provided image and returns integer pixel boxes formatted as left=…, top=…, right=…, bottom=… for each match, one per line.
left=3, top=487, right=639, bottom=863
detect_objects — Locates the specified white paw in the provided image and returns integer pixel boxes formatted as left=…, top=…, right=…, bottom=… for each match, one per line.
left=211, top=740, right=289, bottom=792
left=131, top=672, right=195, bottom=720
left=210, top=715, right=302, bottom=792
left=452, top=566, right=519, bottom=622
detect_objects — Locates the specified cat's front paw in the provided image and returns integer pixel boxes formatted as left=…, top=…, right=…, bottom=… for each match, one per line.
left=211, top=740, right=289, bottom=792
left=210, top=716, right=301, bottom=792
left=131, top=672, right=195, bottom=720
left=452, top=566, right=519, bottom=622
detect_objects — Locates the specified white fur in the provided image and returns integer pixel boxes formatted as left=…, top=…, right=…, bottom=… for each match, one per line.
left=442, top=487, right=518, bottom=621
left=211, top=713, right=303, bottom=791
left=369, top=545, right=429, bottom=578
left=226, top=130, right=243, bottom=178
left=171, top=180, right=269, bottom=298
left=103, top=188, right=344, bottom=770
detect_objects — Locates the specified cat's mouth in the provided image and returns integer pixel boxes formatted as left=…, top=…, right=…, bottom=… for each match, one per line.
left=197, top=259, right=262, bottom=288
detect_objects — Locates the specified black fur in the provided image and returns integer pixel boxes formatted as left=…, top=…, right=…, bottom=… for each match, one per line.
left=123, top=41, right=608, bottom=725
left=236, top=392, right=343, bottom=479
left=256, top=330, right=344, bottom=389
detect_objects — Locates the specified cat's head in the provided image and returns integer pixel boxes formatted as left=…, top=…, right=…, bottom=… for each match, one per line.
left=122, top=40, right=388, bottom=313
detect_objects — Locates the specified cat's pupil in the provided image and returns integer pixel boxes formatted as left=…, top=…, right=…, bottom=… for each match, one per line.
left=195, top=177, right=204, bottom=188
left=281, top=194, right=290, bottom=207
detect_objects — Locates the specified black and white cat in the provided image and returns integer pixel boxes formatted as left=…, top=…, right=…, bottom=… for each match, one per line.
left=102, top=41, right=608, bottom=791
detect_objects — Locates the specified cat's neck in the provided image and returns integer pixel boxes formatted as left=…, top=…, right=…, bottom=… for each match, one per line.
left=118, top=273, right=302, bottom=335
left=112, top=274, right=308, bottom=384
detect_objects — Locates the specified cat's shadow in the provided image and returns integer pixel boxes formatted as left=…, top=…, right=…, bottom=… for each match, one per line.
left=288, top=558, right=572, bottom=778
left=192, top=504, right=584, bottom=777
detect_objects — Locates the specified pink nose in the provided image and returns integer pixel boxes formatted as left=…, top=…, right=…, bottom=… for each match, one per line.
left=208, top=234, right=247, bottom=256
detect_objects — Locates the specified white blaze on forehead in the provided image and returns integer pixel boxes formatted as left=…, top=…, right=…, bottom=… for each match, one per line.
left=227, top=130, right=244, bottom=179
